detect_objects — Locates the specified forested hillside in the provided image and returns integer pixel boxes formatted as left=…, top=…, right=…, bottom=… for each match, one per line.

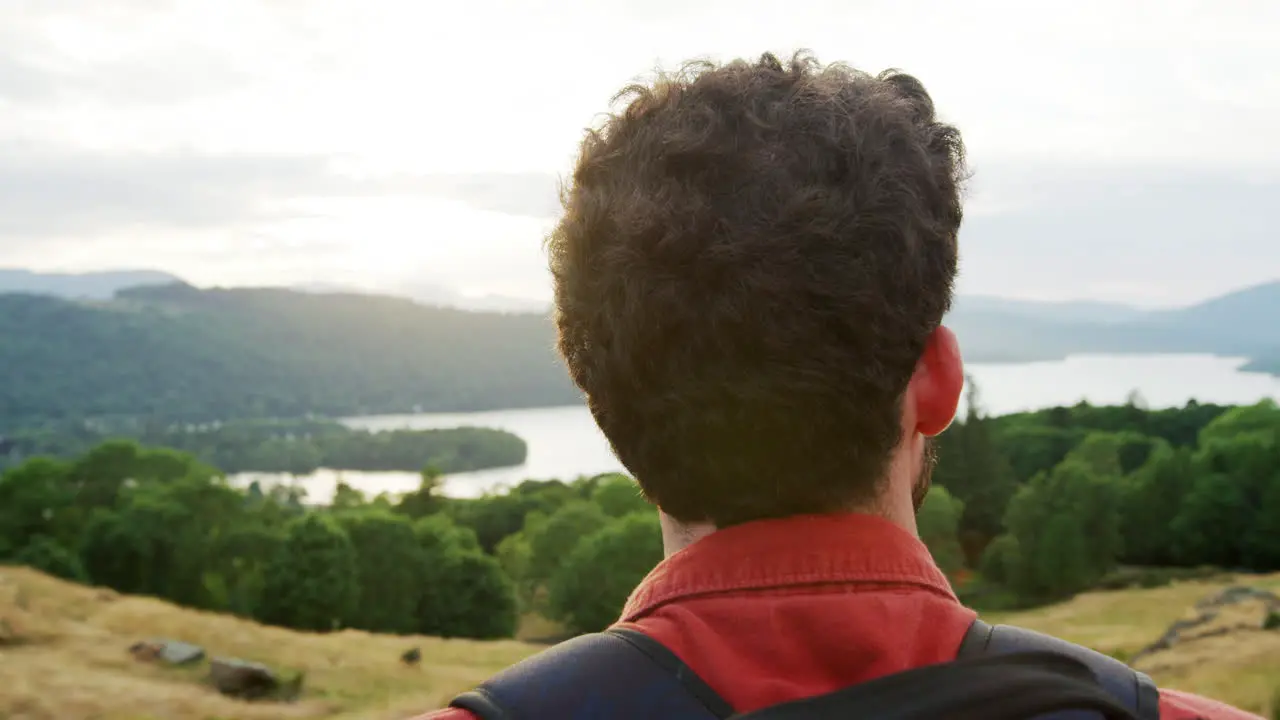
left=5, top=392, right=1280, bottom=710
left=5, top=274, right=1274, bottom=430
left=4, top=395, right=1278, bottom=643
left=0, top=418, right=526, bottom=475
left=934, top=390, right=1280, bottom=606
left=3, top=278, right=1277, bottom=433
left=0, top=284, right=580, bottom=430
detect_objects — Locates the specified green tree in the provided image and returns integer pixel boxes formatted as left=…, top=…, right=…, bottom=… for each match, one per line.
left=89, top=472, right=248, bottom=609
left=415, top=548, right=518, bottom=640
left=916, top=486, right=966, bottom=577
left=445, top=480, right=579, bottom=553
left=66, top=440, right=147, bottom=511
left=0, top=457, right=76, bottom=551
left=209, top=522, right=285, bottom=618
left=1173, top=432, right=1278, bottom=567
left=79, top=509, right=151, bottom=593
left=1121, top=445, right=1197, bottom=565
left=406, top=510, right=514, bottom=638
left=1198, top=399, right=1280, bottom=448
left=548, top=513, right=664, bottom=634
left=337, top=509, right=425, bottom=634
left=1171, top=469, right=1249, bottom=567
left=1026, top=514, right=1092, bottom=600
left=76, top=479, right=212, bottom=603
left=257, top=513, right=360, bottom=632
left=589, top=474, right=651, bottom=518
left=1063, top=430, right=1160, bottom=477
left=13, top=535, right=87, bottom=582
left=1003, top=458, right=1122, bottom=601
left=979, top=533, right=1020, bottom=586
left=413, top=513, right=481, bottom=554
left=395, top=465, right=445, bottom=519
left=66, top=441, right=213, bottom=513
left=1059, top=436, right=1128, bottom=575
left=932, top=380, right=1018, bottom=562
left=527, top=502, right=610, bottom=588
left=331, top=480, right=367, bottom=511
left=988, top=425, right=1083, bottom=486
left=495, top=530, right=537, bottom=609
left=1246, top=471, right=1280, bottom=570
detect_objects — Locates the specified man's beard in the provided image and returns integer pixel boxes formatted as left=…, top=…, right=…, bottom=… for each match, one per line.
left=911, top=436, right=938, bottom=513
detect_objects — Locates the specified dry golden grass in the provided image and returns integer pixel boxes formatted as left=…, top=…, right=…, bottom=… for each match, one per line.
left=4, top=566, right=1279, bottom=719
left=0, top=567, right=533, bottom=720
left=989, top=572, right=1280, bottom=716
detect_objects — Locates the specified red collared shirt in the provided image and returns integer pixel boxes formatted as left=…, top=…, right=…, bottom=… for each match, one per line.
left=417, top=513, right=1260, bottom=719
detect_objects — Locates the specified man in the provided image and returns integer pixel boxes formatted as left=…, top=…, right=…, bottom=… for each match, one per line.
left=418, top=52, right=1259, bottom=719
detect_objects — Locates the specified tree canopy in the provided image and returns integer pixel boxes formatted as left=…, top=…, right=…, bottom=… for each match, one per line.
left=2, top=394, right=1278, bottom=637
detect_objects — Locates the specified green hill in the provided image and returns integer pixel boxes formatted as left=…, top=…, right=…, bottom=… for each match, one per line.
left=0, top=284, right=579, bottom=430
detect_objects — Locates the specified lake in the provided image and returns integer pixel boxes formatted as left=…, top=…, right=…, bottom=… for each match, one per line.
left=229, top=353, right=1280, bottom=503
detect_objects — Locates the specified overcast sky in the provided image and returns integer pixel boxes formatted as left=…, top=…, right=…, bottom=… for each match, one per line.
left=1, top=0, right=1276, bottom=307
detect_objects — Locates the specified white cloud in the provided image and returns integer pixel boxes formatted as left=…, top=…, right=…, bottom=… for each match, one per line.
left=1, top=0, right=1277, bottom=305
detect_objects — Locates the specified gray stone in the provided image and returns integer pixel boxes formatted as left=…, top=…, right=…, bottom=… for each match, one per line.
left=1195, top=585, right=1280, bottom=611
left=209, top=657, right=280, bottom=699
left=208, top=657, right=304, bottom=702
left=156, top=639, right=205, bottom=665
left=128, top=639, right=205, bottom=665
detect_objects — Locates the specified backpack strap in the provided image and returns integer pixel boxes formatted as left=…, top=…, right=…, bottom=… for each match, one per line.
left=730, top=650, right=1140, bottom=720
left=449, top=619, right=1161, bottom=720
left=957, top=618, right=1161, bottom=720
left=449, top=627, right=733, bottom=720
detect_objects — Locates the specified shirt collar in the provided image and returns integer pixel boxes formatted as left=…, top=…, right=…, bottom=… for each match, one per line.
left=622, top=512, right=958, bottom=622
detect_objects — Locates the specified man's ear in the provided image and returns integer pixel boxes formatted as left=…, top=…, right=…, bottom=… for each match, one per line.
left=910, top=324, right=964, bottom=437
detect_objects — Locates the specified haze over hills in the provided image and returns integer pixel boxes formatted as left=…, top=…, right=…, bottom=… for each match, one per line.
left=947, top=280, right=1280, bottom=367
left=948, top=296, right=1148, bottom=325
left=292, top=280, right=550, bottom=314
left=0, top=268, right=182, bottom=300
left=5, top=267, right=1275, bottom=345
left=0, top=271, right=551, bottom=315
left=0, top=271, right=1276, bottom=430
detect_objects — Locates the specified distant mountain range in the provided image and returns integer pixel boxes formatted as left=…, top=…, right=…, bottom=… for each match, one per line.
left=0, top=270, right=549, bottom=314
left=0, top=268, right=182, bottom=300
left=0, top=269, right=1276, bottom=429
left=944, top=281, right=1280, bottom=371
left=949, top=296, right=1148, bottom=325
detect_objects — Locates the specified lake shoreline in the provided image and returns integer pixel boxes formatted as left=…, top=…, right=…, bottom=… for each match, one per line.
left=228, top=353, right=1280, bottom=505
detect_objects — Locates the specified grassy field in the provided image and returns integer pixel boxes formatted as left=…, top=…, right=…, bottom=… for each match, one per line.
left=3, top=566, right=1279, bottom=719
left=988, top=572, right=1280, bottom=716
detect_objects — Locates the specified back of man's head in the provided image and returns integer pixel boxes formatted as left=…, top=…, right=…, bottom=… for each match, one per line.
left=549, top=51, right=966, bottom=529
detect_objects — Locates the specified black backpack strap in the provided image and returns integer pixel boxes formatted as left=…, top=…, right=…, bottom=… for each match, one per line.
left=957, top=618, right=1161, bottom=720
left=730, top=650, right=1140, bottom=720
left=449, top=627, right=734, bottom=720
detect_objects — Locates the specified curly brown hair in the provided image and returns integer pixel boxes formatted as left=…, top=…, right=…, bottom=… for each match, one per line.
left=548, top=51, right=966, bottom=527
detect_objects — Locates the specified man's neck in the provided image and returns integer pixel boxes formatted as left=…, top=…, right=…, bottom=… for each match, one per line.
left=658, top=497, right=920, bottom=558
left=660, top=513, right=716, bottom=557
